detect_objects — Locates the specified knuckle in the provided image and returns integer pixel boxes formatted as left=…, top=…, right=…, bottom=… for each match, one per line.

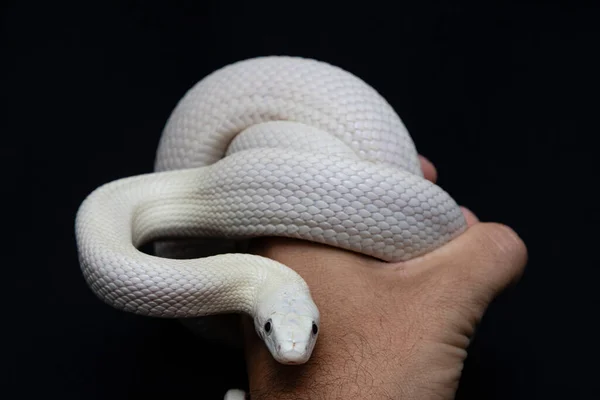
left=480, top=223, right=528, bottom=265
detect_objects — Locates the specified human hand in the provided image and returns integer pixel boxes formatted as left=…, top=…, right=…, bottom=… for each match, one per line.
left=241, top=156, right=528, bottom=400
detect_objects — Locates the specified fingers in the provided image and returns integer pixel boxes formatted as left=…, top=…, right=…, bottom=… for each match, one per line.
left=409, top=222, right=528, bottom=306
left=472, top=223, right=528, bottom=293
left=409, top=156, right=523, bottom=317
left=461, top=206, right=479, bottom=227
left=421, top=156, right=477, bottom=227
left=419, top=155, right=438, bottom=183
left=421, top=156, right=478, bottom=226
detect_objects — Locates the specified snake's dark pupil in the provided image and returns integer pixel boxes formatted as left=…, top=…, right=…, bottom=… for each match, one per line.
left=264, top=321, right=272, bottom=333
left=312, top=323, right=318, bottom=335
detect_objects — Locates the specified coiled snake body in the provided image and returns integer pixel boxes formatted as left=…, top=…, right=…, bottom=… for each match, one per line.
left=75, top=56, right=466, bottom=383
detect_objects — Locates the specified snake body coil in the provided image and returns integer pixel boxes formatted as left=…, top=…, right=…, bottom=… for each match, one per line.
left=75, top=57, right=466, bottom=368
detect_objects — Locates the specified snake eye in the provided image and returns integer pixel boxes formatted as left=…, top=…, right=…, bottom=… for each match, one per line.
left=264, top=320, right=272, bottom=334
left=312, top=322, right=318, bottom=335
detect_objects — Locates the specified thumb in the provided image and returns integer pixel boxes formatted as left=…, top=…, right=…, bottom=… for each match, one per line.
left=410, top=222, right=528, bottom=309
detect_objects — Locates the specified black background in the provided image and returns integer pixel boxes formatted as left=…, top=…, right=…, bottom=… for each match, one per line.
left=4, top=1, right=599, bottom=399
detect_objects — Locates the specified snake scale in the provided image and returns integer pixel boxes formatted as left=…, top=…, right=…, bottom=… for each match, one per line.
left=75, top=56, right=466, bottom=397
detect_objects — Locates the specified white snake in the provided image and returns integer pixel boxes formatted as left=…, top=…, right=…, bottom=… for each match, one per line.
left=75, top=56, right=466, bottom=397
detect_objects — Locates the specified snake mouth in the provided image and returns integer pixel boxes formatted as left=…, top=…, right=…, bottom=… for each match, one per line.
left=276, top=346, right=311, bottom=365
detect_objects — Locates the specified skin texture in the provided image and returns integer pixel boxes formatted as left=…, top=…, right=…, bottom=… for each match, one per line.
left=242, top=155, right=528, bottom=400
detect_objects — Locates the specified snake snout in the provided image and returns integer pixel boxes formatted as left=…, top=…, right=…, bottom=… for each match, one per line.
left=277, top=345, right=311, bottom=365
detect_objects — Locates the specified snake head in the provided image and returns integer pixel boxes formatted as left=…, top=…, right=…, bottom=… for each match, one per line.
left=255, top=284, right=320, bottom=365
